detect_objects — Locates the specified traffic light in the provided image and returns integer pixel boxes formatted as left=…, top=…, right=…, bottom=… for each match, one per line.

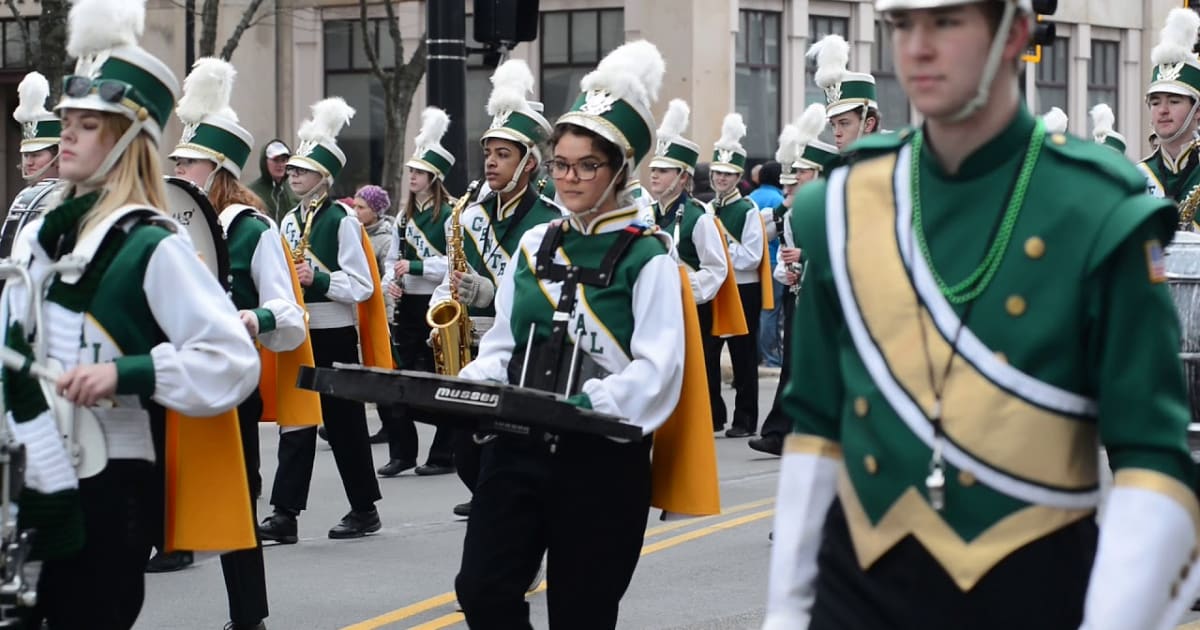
left=474, top=0, right=540, bottom=47
left=1022, top=0, right=1058, bottom=64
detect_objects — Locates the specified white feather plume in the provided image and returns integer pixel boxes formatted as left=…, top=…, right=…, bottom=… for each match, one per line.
left=715, top=113, right=747, bottom=152
left=656, top=99, right=690, bottom=142
left=67, top=0, right=145, bottom=59
left=414, top=107, right=450, bottom=150
left=1041, top=107, right=1068, bottom=135
left=297, top=97, right=356, bottom=145
left=1090, top=103, right=1116, bottom=141
left=486, top=59, right=535, bottom=117
left=176, top=57, right=237, bottom=125
left=775, top=124, right=800, bottom=164
left=580, top=40, right=665, bottom=111
left=807, top=34, right=850, bottom=90
left=1152, top=8, right=1200, bottom=67
left=13, top=72, right=51, bottom=124
left=795, top=103, right=827, bottom=146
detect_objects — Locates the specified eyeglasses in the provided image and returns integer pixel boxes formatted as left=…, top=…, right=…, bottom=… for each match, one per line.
left=173, top=157, right=200, bottom=168
left=285, top=165, right=314, bottom=176
left=63, top=76, right=136, bottom=104
left=544, top=158, right=609, bottom=181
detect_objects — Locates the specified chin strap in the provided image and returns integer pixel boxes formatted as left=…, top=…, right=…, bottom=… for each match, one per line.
left=949, top=1, right=1019, bottom=123
left=1158, top=98, right=1200, bottom=147
left=498, top=149, right=534, bottom=195
left=22, top=151, right=60, bottom=183
left=80, top=119, right=146, bottom=188
left=200, top=163, right=221, bottom=195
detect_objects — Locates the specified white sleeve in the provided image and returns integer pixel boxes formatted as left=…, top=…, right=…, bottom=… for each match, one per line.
left=456, top=243, right=519, bottom=383
left=773, top=245, right=789, bottom=284
left=762, top=207, right=779, bottom=242
left=581, top=254, right=684, bottom=435
left=690, top=214, right=729, bottom=304
left=142, top=234, right=260, bottom=416
left=421, top=251, right=449, bottom=282
left=727, top=207, right=764, bottom=272
left=382, top=220, right=401, bottom=286
left=322, top=215, right=375, bottom=304
left=250, top=228, right=306, bottom=353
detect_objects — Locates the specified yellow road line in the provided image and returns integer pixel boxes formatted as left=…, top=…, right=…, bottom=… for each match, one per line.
left=343, top=499, right=775, bottom=630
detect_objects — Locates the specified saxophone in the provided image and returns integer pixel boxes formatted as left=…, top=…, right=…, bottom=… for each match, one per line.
left=1179, top=182, right=1200, bottom=232
left=426, top=180, right=481, bottom=375
left=292, top=193, right=325, bottom=262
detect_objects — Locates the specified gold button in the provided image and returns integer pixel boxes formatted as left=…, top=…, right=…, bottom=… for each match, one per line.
left=864, top=455, right=879, bottom=475
left=854, top=396, right=869, bottom=418
left=958, top=470, right=976, bottom=487
left=1051, top=133, right=1067, bottom=145
left=1006, top=295, right=1027, bottom=317
left=1024, top=236, right=1046, bottom=259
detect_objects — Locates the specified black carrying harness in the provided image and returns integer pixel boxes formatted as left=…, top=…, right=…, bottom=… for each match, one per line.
left=506, top=220, right=645, bottom=396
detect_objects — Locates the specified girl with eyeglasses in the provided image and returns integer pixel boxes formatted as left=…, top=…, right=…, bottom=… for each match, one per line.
left=454, top=41, right=688, bottom=629
left=1, top=3, right=259, bottom=628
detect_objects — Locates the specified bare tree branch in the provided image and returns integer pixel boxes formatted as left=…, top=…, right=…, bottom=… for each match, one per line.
left=382, top=0, right=403, bottom=74
left=4, top=0, right=35, bottom=66
left=357, top=0, right=388, bottom=85
left=198, top=0, right=220, bottom=58
left=219, top=0, right=268, bottom=60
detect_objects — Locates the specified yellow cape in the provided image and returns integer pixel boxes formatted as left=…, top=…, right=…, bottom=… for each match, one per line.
left=260, top=235, right=323, bottom=427
left=758, top=213, right=775, bottom=311
left=163, top=408, right=255, bottom=552
left=709, top=218, right=749, bottom=337
left=357, top=226, right=395, bottom=369
left=650, top=265, right=722, bottom=516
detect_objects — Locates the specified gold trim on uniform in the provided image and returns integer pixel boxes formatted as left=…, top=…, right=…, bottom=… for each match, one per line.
left=837, top=468, right=1093, bottom=591
left=783, top=434, right=843, bottom=459
left=1114, top=468, right=1200, bottom=532
left=843, top=155, right=1099, bottom=491
left=1023, top=237, right=1045, bottom=259
left=1005, top=295, right=1026, bottom=317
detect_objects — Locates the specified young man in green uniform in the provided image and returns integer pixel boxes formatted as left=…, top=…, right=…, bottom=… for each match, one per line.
left=808, top=34, right=881, bottom=151
left=1140, top=8, right=1200, bottom=229
left=764, top=1, right=1200, bottom=629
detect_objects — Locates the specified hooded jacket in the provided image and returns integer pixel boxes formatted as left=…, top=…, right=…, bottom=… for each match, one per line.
left=248, top=138, right=299, bottom=223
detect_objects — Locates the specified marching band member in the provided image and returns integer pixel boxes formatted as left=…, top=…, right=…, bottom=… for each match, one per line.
left=260, top=97, right=387, bottom=543
left=170, top=57, right=310, bottom=630
left=764, top=1, right=1199, bottom=628
left=429, top=59, right=563, bottom=517
left=1140, top=7, right=1200, bottom=220
left=3, top=1, right=259, bottom=627
left=707, top=112, right=771, bottom=438
left=1089, top=103, right=1128, bottom=156
left=378, top=107, right=456, bottom=478
left=12, top=71, right=60, bottom=186
left=807, top=33, right=882, bottom=151
left=454, top=40, right=688, bottom=629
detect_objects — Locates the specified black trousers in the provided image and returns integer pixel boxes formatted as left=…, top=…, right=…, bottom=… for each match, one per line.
left=703, top=282, right=762, bottom=432
left=221, top=388, right=269, bottom=626
left=28, top=459, right=156, bottom=630
left=810, top=500, right=1096, bottom=630
left=456, top=434, right=652, bottom=630
left=759, top=291, right=797, bottom=439
left=380, top=294, right=454, bottom=465
left=269, top=326, right=382, bottom=513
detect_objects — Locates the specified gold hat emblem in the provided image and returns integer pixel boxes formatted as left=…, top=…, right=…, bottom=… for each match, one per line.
left=579, top=89, right=618, bottom=116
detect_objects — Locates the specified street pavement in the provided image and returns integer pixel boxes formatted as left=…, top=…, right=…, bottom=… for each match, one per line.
left=136, top=375, right=784, bottom=630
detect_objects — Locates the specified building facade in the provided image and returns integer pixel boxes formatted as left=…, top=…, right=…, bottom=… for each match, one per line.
left=0, top=0, right=1189, bottom=202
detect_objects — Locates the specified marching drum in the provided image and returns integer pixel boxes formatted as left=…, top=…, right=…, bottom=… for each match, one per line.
left=1165, top=232, right=1200, bottom=444
left=0, top=179, right=60, bottom=294
left=164, top=176, right=231, bottom=290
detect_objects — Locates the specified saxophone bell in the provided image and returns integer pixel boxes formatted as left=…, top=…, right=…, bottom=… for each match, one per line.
left=427, top=179, right=483, bottom=376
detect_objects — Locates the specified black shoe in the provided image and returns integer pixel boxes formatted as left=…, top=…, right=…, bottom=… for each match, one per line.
left=415, top=462, right=455, bottom=476
left=224, top=622, right=266, bottom=630
left=452, top=500, right=472, bottom=517
left=368, top=429, right=389, bottom=444
left=713, top=425, right=726, bottom=433
left=317, top=425, right=328, bottom=441
left=748, top=435, right=783, bottom=456
left=146, top=549, right=193, bottom=573
left=377, top=458, right=416, bottom=477
left=725, top=427, right=754, bottom=438
left=328, top=509, right=381, bottom=539
left=258, top=511, right=298, bottom=544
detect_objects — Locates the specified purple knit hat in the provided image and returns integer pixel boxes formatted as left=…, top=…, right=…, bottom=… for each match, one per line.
left=355, top=185, right=391, bottom=215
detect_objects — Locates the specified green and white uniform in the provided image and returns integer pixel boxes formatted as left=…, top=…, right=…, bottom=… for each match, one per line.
left=279, top=197, right=375, bottom=329
left=384, top=198, right=450, bottom=296
left=653, top=192, right=727, bottom=304
left=712, top=190, right=763, bottom=284
left=219, top=205, right=306, bottom=352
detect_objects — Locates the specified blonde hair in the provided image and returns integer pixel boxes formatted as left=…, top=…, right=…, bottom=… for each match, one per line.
left=76, top=114, right=168, bottom=238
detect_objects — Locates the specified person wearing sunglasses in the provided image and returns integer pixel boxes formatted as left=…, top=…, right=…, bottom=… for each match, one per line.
left=0, top=2, right=260, bottom=628
left=428, top=59, right=564, bottom=519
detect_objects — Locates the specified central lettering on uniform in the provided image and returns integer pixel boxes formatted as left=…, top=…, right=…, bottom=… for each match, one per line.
left=434, top=386, right=500, bottom=408
left=574, top=313, right=604, bottom=354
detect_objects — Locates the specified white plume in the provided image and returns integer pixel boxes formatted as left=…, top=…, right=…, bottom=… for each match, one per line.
left=1090, top=103, right=1116, bottom=141
left=714, top=113, right=747, bottom=152
left=297, top=97, right=356, bottom=145
left=794, top=103, right=828, bottom=146
left=486, top=59, right=535, bottom=117
left=580, top=40, right=665, bottom=111
left=656, top=99, right=690, bottom=142
left=13, top=72, right=51, bottom=124
left=67, top=0, right=145, bottom=59
left=176, top=57, right=238, bottom=125
left=807, top=34, right=850, bottom=90
left=414, top=107, right=451, bottom=150
left=1041, top=107, right=1068, bottom=135
left=775, top=124, right=800, bottom=164
left=1152, top=8, right=1200, bottom=66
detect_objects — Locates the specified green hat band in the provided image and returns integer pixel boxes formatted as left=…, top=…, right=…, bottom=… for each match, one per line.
left=830, top=79, right=877, bottom=106
left=95, top=56, right=175, bottom=129
left=482, top=110, right=551, bottom=148
left=1102, top=135, right=1127, bottom=153
left=801, top=143, right=839, bottom=170
left=179, top=122, right=252, bottom=171
left=560, top=91, right=653, bottom=166
left=711, top=148, right=747, bottom=171
left=1149, top=62, right=1200, bottom=98
left=27, top=119, right=61, bottom=142
left=652, top=141, right=699, bottom=171
left=409, top=149, right=454, bottom=178
left=291, top=142, right=344, bottom=179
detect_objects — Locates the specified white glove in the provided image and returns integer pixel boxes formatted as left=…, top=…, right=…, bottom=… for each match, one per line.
left=457, top=271, right=496, bottom=309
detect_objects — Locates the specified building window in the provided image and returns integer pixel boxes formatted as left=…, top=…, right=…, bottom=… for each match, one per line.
left=806, top=16, right=848, bottom=144
left=322, top=19, right=397, bottom=196
left=539, top=10, right=624, bottom=125
left=873, top=20, right=908, bottom=128
left=1088, top=40, right=1119, bottom=125
left=0, top=19, right=36, bottom=69
left=1034, top=37, right=1069, bottom=116
left=736, top=10, right=781, bottom=161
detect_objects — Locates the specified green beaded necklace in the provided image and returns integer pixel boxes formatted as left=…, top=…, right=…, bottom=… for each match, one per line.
left=910, top=119, right=1046, bottom=304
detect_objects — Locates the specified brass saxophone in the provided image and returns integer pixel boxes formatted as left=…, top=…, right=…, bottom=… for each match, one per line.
left=292, top=194, right=325, bottom=262
left=1179, top=182, right=1200, bottom=231
left=426, top=180, right=482, bottom=375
